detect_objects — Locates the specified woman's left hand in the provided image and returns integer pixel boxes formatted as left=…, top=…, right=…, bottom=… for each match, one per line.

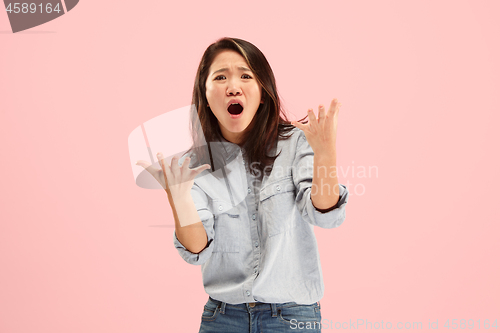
left=291, top=98, right=341, bottom=154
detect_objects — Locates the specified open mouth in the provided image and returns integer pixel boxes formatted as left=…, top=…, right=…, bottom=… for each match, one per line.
left=227, top=103, right=244, bottom=115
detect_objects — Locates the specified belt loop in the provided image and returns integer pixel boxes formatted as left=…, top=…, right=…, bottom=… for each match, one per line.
left=219, top=301, right=227, bottom=315
left=271, top=303, right=277, bottom=317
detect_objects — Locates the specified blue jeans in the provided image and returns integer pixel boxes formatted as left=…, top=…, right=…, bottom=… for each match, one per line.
left=199, top=296, right=322, bottom=332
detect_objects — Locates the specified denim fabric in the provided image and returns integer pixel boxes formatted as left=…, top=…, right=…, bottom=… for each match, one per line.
left=173, top=127, right=349, bottom=304
left=199, top=296, right=322, bottom=333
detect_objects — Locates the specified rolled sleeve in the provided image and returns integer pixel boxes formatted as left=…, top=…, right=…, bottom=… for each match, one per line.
left=292, top=130, right=349, bottom=229
left=172, top=183, right=215, bottom=265
left=304, top=183, right=349, bottom=228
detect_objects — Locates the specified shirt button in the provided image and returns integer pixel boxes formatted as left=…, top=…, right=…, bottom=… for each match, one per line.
left=252, top=214, right=256, bottom=220
left=254, top=241, right=259, bottom=247
left=247, top=187, right=251, bottom=193
left=246, top=290, right=251, bottom=296
left=218, top=205, right=223, bottom=211
left=276, top=185, right=281, bottom=191
left=254, top=268, right=258, bottom=273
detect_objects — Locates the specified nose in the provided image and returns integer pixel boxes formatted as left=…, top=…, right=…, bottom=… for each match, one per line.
left=227, top=89, right=241, bottom=96
left=226, top=79, right=242, bottom=96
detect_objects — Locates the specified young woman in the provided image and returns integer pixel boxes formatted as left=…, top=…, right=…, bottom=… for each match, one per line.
left=137, top=37, right=349, bottom=332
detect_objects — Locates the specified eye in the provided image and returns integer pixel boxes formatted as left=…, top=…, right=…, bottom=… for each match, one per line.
left=214, top=75, right=226, bottom=80
left=242, top=74, right=252, bottom=79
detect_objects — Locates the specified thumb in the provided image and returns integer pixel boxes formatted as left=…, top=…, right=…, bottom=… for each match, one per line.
left=291, top=121, right=306, bottom=131
left=136, top=160, right=158, bottom=175
left=136, top=160, right=150, bottom=168
left=191, top=164, right=211, bottom=177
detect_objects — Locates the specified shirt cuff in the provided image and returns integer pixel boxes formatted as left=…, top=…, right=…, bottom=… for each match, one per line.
left=312, top=185, right=348, bottom=213
left=304, top=183, right=349, bottom=228
left=173, top=227, right=214, bottom=265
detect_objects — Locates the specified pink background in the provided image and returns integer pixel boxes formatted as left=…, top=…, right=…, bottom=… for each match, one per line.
left=1, top=0, right=499, bottom=332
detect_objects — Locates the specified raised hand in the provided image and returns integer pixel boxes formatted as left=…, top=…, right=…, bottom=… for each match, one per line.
left=291, top=98, right=341, bottom=154
left=136, top=153, right=211, bottom=200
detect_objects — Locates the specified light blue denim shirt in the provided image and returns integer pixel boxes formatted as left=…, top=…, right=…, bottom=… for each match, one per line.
left=173, top=127, right=349, bottom=304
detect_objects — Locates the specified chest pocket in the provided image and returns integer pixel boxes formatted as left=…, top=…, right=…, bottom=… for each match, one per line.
left=259, top=176, right=297, bottom=238
left=211, top=200, right=240, bottom=253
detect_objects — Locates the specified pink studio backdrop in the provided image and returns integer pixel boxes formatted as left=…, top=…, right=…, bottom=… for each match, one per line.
left=1, top=1, right=499, bottom=332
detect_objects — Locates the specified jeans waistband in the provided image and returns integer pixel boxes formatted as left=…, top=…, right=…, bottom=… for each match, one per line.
left=208, top=296, right=320, bottom=316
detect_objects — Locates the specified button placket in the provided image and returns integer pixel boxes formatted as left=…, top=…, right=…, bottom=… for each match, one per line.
left=245, top=168, right=262, bottom=286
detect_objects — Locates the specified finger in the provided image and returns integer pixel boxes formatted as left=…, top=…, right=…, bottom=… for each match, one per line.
left=291, top=120, right=307, bottom=131
left=328, top=98, right=340, bottom=117
left=327, top=99, right=340, bottom=134
left=136, top=160, right=151, bottom=169
left=318, top=105, right=326, bottom=124
left=180, top=156, right=193, bottom=182
left=137, top=159, right=160, bottom=176
left=190, top=164, right=212, bottom=178
left=181, top=156, right=191, bottom=169
left=157, top=153, right=168, bottom=174
left=307, top=108, right=318, bottom=131
left=324, top=99, right=337, bottom=128
left=327, top=99, right=335, bottom=116
left=307, top=109, right=317, bottom=122
left=170, top=155, right=181, bottom=177
left=157, top=153, right=171, bottom=189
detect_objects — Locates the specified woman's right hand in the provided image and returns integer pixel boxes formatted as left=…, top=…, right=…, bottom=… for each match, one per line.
left=136, top=153, right=211, bottom=199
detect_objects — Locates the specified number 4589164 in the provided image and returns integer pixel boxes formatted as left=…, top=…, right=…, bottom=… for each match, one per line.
left=6, top=3, right=61, bottom=14
left=444, top=319, right=498, bottom=329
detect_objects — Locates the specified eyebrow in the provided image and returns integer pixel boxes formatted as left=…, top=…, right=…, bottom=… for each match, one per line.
left=211, top=66, right=252, bottom=75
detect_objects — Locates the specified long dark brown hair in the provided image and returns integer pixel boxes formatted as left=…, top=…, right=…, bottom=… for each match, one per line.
left=186, top=37, right=306, bottom=177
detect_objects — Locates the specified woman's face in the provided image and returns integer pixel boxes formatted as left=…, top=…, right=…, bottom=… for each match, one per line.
left=205, top=50, right=262, bottom=145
